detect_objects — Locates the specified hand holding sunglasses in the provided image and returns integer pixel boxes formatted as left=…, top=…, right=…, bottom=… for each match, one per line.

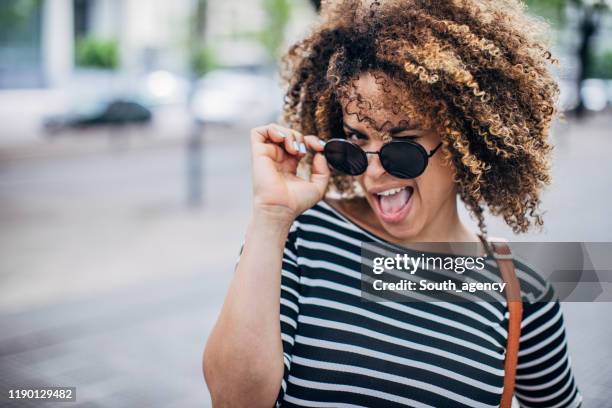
left=249, top=124, right=331, bottom=222
left=323, top=138, right=442, bottom=179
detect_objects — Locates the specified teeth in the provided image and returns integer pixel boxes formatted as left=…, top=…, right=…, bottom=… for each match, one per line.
left=376, top=187, right=405, bottom=196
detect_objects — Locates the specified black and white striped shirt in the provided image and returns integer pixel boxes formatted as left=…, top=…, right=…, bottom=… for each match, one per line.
left=244, top=200, right=582, bottom=408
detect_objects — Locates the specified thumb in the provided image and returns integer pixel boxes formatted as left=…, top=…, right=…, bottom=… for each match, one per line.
left=310, top=152, right=331, bottom=196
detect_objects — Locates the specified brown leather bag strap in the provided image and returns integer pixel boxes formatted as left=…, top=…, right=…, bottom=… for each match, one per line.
left=478, top=236, right=523, bottom=408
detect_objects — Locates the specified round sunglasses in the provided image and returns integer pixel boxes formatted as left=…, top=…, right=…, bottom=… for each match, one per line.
left=323, top=138, right=443, bottom=179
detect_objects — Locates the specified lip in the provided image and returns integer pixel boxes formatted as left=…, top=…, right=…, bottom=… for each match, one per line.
left=368, top=183, right=414, bottom=195
left=370, top=186, right=414, bottom=224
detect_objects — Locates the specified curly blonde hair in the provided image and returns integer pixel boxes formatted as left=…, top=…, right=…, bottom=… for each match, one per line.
left=280, top=0, right=560, bottom=234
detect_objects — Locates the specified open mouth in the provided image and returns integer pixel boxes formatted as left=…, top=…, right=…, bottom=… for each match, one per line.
left=372, top=186, right=414, bottom=223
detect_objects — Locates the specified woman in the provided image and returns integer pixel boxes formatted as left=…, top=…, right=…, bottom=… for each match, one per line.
left=203, top=1, right=582, bottom=407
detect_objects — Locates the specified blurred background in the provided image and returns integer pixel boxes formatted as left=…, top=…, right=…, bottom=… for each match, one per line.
left=0, top=0, right=611, bottom=406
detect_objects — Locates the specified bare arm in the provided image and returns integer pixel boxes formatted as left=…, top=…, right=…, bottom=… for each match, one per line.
left=203, top=211, right=290, bottom=407
left=203, top=124, right=329, bottom=407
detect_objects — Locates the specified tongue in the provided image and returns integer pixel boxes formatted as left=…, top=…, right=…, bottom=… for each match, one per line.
left=380, top=188, right=411, bottom=214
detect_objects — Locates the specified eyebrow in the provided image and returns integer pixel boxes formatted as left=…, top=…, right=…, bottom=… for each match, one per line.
left=342, top=124, right=365, bottom=135
left=342, top=123, right=421, bottom=135
left=388, top=124, right=421, bottom=134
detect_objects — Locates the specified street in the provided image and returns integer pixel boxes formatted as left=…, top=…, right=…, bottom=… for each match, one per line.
left=1, top=114, right=611, bottom=407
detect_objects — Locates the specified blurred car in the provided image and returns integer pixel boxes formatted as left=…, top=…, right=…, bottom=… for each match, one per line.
left=558, top=78, right=580, bottom=112
left=140, top=70, right=190, bottom=106
left=581, top=79, right=609, bottom=111
left=44, top=99, right=152, bottom=134
left=559, top=78, right=612, bottom=113
left=189, top=67, right=283, bottom=126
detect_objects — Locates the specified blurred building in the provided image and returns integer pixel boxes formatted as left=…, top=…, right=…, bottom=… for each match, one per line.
left=0, top=0, right=316, bottom=90
left=0, top=0, right=316, bottom=144
left=0, top=0, right=197, bottom=89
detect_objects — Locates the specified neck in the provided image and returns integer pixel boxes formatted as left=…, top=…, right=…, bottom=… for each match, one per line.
left=400, top=196, right=479, bottom=244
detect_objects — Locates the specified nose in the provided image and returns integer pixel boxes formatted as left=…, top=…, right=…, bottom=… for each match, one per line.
left=364, top=153, right=387, bottom=179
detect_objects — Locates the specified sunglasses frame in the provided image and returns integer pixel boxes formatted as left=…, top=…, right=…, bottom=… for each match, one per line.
left=323, top=138, right=443, bottom=179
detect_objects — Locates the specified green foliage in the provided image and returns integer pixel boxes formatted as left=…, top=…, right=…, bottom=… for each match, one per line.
left=0, top=0, right=42, bottom=39
left=75, top=36, right=119, bottom=70
left=524, top=0, right=611, bottom=27
left=586, top=50, right=612, bottom=79
left=0, top=0, right=41, bottom=31
left=191, top=45, right=219, bottom=76
left=524, top=0, right=567, bottom=27
left=259, top=0, right=291, bottom=60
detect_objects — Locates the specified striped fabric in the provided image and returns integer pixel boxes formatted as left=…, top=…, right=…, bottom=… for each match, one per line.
left=246, top=200, right=582, bottom=408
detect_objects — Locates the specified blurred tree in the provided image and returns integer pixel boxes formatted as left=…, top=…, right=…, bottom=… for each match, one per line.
left=572, top=0, right=610, bottom=115
left=587, top=49, right=612, bottom=78
left=259, top=0, right=291, bottom=61
left=309, top=0, right=321, bottom=12
left=191, top=46, right=218, bottom=77
left=194, top=0, right=207, bottom=38
left=187, top=0, right=211, bottom=207
left=0, top=0, right=44, bottom=87
left=524, top=0, right=567, bottom=26
left=0, top=0, right=41, bottom=33
left=525, top=0, right=611, bottom=116
left=75, top=36, right=118, bottom=69
left=189, top=0, right=218, bottom=77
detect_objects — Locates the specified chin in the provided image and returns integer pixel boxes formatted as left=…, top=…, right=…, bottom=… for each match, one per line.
left=381, top=218, right=426, bottom=242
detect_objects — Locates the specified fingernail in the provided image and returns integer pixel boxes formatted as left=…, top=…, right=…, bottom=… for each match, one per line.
left=276, top=127, right=287, bottom=138
left=299, top=143, right=307, bottom=154
left=292, top=141, right=299, bottom=150
left=318, top=140, right=326, bottom=146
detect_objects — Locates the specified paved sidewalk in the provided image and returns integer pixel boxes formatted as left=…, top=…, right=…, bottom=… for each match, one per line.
left=0, top=273, right=224, bottom=407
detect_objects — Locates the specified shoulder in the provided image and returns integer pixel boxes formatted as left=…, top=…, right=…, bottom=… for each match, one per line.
left=294, top=199, right=346, bottom=228
left=287, top=200, right=347, bottom=242
left=486, top=238, right=557, bottom=304
left=511, top=256, right=556, bottom=304
left=288, top=199, right=373, bottom=249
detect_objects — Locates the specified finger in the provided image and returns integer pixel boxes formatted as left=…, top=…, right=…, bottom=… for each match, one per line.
left=251, top=124, right=287, bottom=145
left=252, top=138, right=286, bottom=162
left=310, top=152, right=330, bottom=195
left=269, top=124, right=291, bottom=144
left=251, top=125, right=292, bottom=160
left=304, top=135, right=326, bottom=153
left=273, top=124, right=296, bottom=138
left=277, top=125, right=306, bottom=156
left=267, top=124, right=303, bottom=156
left=254, top=124, right=301, bottom=157
left=283, top=132, right=301, bottom=156
left=267, top=142, right=288, bottom=163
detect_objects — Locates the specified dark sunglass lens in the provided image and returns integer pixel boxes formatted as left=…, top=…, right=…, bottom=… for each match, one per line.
left=324, top=140, right=368, bottom=176
left=380, top=142, right=427, bottom=178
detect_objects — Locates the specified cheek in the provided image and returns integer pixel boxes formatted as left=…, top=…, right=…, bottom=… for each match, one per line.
left=415, top=159, right=456, bottom=205
left=354, top=175, right=367, bottom=196
left=356, top=174, right=368, bottom=188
